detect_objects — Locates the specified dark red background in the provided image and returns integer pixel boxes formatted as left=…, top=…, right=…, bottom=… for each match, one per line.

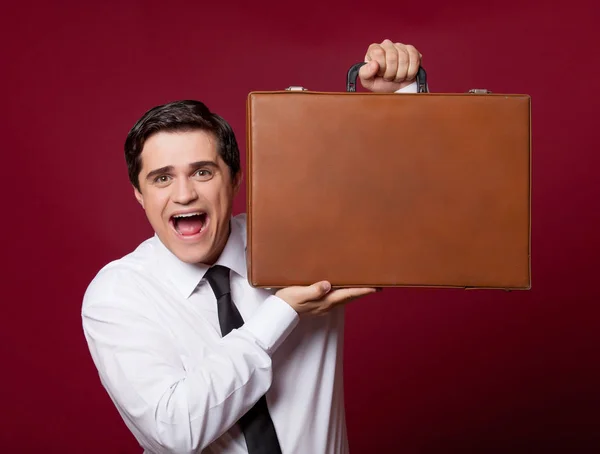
left=2, top=1, right=599, bottom=452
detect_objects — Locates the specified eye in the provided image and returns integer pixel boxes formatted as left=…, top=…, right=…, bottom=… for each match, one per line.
left=194, top=168, right=214, bottom=181
left=153, top=175, right=171, bottom=185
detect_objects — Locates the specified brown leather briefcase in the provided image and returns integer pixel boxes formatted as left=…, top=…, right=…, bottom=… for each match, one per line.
left=245, top=64, right=531, bottom=290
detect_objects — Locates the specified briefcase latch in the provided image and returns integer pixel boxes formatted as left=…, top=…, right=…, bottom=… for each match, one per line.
left=285, top=86, right=308, bottom=91
left=468, top=89, right=493, bottom=94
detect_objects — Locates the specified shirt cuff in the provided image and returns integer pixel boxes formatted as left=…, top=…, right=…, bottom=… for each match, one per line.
left=242, top=295, right=299, bottom=355
left=395, top=80, right=418, bottom=93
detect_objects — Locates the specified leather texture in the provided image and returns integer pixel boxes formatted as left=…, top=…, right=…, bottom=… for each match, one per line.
left=246, top=91, right=531, bottom=290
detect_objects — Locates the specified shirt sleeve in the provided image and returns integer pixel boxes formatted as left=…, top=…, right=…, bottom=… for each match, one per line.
left=395, top=80, right=419, bottom=93
left=81, top=269, right=299, bottom=454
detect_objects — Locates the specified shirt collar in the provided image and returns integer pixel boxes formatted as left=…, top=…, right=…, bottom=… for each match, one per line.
left=152, top=216, right=247, bottom=299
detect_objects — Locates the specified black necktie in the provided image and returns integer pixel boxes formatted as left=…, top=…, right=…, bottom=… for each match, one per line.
left=204, top=265, right=283, bottom=454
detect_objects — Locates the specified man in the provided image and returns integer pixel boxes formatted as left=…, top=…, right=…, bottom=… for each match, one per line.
left=82, top=40, right=422, bottom=453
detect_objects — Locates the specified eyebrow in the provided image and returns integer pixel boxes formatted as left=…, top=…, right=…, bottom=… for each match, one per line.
left=189, top=160, right=219, bottom=170
left=145, top=161, right=219, bottom=182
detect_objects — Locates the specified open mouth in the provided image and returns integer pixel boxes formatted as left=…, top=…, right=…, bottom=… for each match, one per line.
left=170, top=212, right=208, bottom=237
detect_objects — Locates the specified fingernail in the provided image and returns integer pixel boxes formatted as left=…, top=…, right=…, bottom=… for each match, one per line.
left=323, top=282, right=331, bottom=292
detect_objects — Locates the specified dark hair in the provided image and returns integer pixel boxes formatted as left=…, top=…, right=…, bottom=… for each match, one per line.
left=124, top=100, right=240, bottom=191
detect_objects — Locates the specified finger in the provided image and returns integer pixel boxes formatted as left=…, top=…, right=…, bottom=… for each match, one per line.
left=404, top=44, right=421, bottom=81
left=392, top=42, right=410, bottom=82
left=324, top=287, right=377, bottom=305
left=358, top=60, right=379, bottom=81
left=286, top=281, right=331, bottom=304
left=305, top=287, right=377, bottom=316
left=348, top=287, right=378, bottom=297
left=365, top=42, right=387, bottom=79
left=309, top=281, right=332, bottom=299
left=380, top=39, right=398, bottom=81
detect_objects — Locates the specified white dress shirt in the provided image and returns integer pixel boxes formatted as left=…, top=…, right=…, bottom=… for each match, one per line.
left=82, top=81, right=418, bottom=454
left=82, top=214, right=348, bottom=454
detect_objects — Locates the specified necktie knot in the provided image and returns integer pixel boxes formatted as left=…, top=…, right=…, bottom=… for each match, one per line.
left=204, top=265, right=231, bottom=299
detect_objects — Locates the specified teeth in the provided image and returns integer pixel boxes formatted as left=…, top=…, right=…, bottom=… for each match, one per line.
left=173, top=212, right=203, bottom=218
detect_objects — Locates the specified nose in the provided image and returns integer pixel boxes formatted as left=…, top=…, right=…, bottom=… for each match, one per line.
left=172, top=177, right=198, bottom=205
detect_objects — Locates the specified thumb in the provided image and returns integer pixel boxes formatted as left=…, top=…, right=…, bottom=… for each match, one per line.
left=359, top=60, right=379, bottom=81
left=276, top=281, right=332, bottom=307
left=302, top=281, right=332, bottom=301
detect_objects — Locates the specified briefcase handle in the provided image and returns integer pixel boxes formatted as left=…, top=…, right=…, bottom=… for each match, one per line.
left=346, top=62, right=429, bottom=93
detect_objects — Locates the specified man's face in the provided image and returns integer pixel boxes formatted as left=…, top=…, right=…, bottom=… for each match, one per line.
left=134, top=130, right=241, bottom=265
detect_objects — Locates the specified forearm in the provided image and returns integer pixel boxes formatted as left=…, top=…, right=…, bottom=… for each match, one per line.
left=83, top=294, right=297, bottom=453
left=137, top=330, right=273, bottom=452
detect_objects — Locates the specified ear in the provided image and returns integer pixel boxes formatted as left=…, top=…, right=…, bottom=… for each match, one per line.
left=233, top=171, right=243, bottom=195
left=134, top=186, right=144, bottom=208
